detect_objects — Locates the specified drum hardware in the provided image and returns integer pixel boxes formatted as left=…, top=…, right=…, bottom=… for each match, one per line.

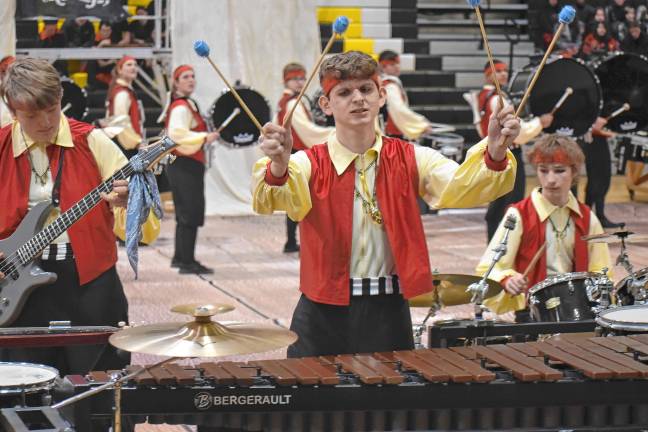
left=549, top=86, right=573, bottom=115
left=419, top=132, right=465, bottom=162
left=528, top=272, right=604, bottom=321
left=596, top=304, right=648, bottom=335
left=0, top=363, right=59, bottom=409
left=408, top=273, right=503, bottom=308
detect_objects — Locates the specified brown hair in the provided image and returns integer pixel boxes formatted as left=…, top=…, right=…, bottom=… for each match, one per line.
left=1, top=58, right=61, bottom=110
left=527, top=134, right=585, bottom=168
left=283, top=62, right=305, bottom=76
left=319, top=51, right=378, bottom=83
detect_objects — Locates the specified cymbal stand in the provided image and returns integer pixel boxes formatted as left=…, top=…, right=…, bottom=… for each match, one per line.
left=413, top=297, right=441, bottom=349
left=590, top=267, right=613, bottom=314
left=614, top=229, right=646, bottom=302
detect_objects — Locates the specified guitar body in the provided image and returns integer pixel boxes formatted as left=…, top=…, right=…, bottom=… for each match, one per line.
left=0, top=201, right=58, bottom=327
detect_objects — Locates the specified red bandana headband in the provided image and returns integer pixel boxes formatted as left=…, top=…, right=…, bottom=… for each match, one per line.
left=173, top=64, right=194, bottom=81
left=529, top=148, right=574, bottom=166
left=484, top=62, right=508, bottom=77
left=0, top=56, right=15, bottom=75
left=117, top=55, right=136, bottom=70
left=283, top=69, right=306, bottom=82
left=321, top=73, right=381, bottom=96
left=379, top=57, right=400, bottom=67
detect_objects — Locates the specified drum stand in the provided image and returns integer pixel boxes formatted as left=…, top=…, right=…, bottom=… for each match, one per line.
left=413, top=300, right=441, bottom=349
left=614, top=231, right=647, bottom=304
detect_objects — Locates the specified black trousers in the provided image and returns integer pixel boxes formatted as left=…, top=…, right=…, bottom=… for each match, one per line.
left=583, top=135, right=612, bottom=217
left=285, top=215, right=298, bottom=246
left=166, top=156, right=206, bottom=264
left=485, top=147, right=526, bottom=241
left=0, top=261, right=130, bottom=377
left=287, top=293, right=414, bottom=357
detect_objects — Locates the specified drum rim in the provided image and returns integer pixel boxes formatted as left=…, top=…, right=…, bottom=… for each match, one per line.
left=614, top=267, right=648, bottom=291
left=528, top=271, right=601, bottom=296
left=596, top=304, right=648, bottom=331
left=0, top=362, right=59, bottom=394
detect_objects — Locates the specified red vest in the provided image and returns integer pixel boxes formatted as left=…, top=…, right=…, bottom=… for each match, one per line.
left=277, top=91, right=309, bottom=151
left=512, top=195, right=590, bottom=290
left=108, top=84, right=142, bottom=135
left=0, top=119, right=117, bottom=285
left=478, top=87, right=496, bottom=139
left=165, top=98, right=206, bottom=164
left=382, top=78, right=406, bottom=137
left=300, top=137, right=432, bottom=305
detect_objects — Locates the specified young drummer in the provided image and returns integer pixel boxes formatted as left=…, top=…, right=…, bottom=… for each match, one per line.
left=107, top=55, right=144, bottom=158
left=0, top=58, right=130, bottom=376
left=164, top=64, right=219, bottom=275
left=277, top=62, right=334, bottom=253
left=477, top=134, right=612, bottom=315
left=378, top=50, right=432, bottom=140
left=252, top=51, right=520, bottom=356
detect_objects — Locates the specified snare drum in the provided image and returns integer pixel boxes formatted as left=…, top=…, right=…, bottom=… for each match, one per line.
left=528, top=272, right=600, bottom=322
left=0, top=362, right=58, bottom=408
left=596, top=305, right=648, bottom=335
left=614, top=267, right=648, bottom=306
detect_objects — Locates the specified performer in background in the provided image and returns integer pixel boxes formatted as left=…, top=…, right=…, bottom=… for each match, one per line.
left=0, top=58, right=130, bottom=376
left=477, top=134, right=611, bottom=316
left=164, top=64, right=218, bottom=275
left=583, top=117, right=623, bottom=228
left=107, top=55, right=144, bottom=159
left=253, top=51, right=519, bottom=357
left=276, top=62, right=334, bottom=253
left=479, top=59, right=554, bottom=241
left=378, top=50, right=433, bottom=140
left=0, top=55, right=15, bottom=127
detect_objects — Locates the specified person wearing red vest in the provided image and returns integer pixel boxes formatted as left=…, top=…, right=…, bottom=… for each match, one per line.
left=0, top=58, right=130, bottom=376
left=0, top=56, right=15, bottom=127
left=478, top=134, right=611, bottom=316
left=253, top=51, right=520, bottom=357
left=164, top=64, right=219, bottom=275
left=378, top=50, right=432, bottom=140
left=477, top=59, right=554, bottom=241
left=276, top=63, right=334, bottom=253
left=107, top=55, right=144, bottom=158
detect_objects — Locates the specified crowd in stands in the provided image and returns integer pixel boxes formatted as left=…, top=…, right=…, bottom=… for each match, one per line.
left=534, top=0, right=648, bottom=59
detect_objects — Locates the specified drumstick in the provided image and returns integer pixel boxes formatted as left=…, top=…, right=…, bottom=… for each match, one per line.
left=501, top=6, right=575, bottom=147
left=282, top=16, right=349, bottom=128
left=522, top=242, right=547, bottom=279
left=216, top=107, right=241, bottom=133
left=467, top=0, right=504, bottom=110
left=550, top=87, right=574, bottom=116
left=606, top=102, right=630, bottom=121
left=193, top=40, right=264, bottom=133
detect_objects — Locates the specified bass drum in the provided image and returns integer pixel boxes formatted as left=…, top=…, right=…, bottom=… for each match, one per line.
left=590, top=51, right=648, bottom=133
left=509, top=57, right=602, bottom=137
left=209, top=86, right=270, bottom=148
left=60, top=76, right=88, bottom=121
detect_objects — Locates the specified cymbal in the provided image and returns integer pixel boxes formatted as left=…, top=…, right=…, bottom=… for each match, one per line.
left=109, top=304, right=297, bottom=357
left=583, top=230, right=648, bottom=244
left=409, top=274, right=503, bottom=307
left=170, top=303, right=235, bottom=316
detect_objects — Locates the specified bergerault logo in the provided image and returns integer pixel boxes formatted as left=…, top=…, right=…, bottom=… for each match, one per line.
left=193, top=392, right=293, bottom=410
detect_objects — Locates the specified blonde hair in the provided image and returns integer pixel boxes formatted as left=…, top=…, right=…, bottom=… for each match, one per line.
left=1, top=58, right=61, bottom=110
left=527, top=134, right=585, bottom=168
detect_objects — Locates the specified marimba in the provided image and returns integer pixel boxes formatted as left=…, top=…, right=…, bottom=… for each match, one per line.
left=64, top=335, right=648, bottom=431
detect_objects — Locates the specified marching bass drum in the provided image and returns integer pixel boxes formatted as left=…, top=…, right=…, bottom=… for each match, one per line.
left=590, top=51, right=648, bottom=133
left=60, top=76, right=88, bottom=121
left=508, top=56, right=602, bottom=137
left=209, top=86, right=270, bottom=148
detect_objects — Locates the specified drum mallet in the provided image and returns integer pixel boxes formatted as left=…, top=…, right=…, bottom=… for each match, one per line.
left=522, top=242, right=547, bottom=279
left=282, top=16, right=349, bottom=127
left=467, top=0, right=505, bottom=109
left=550, top=87, right=574, bottom=116
left=216, top=107, right=241, bottom=133
left=193, top=40, right=264, bottom=133
left=606, top=103, right=631, bottom=121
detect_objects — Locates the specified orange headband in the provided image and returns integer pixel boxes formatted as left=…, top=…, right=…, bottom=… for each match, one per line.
left=117, top=55, right=136, bottom=70
left=529, top=148, right=574, bottom=166
left=321, top=73, right=381, bottom=96
left=379, top=57, right=400, bottom=67
left=173, top=64, right=194, bottom=81
left=0, top=56, right=15, bottom=75
left=484, top=62, right=508, bottom=77
left=284, top=69, right=306, bottom=82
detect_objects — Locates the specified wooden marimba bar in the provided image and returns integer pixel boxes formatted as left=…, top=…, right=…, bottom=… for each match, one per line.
left=65, top=335, right=648, bottom=431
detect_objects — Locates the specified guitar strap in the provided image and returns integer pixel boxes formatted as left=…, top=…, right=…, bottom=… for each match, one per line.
left=51, top=147, right=65, bottom=207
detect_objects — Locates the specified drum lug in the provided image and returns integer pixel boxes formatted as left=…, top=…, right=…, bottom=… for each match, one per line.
left=568, top=280, right=575, bottom=295
left=529, top=295, right=540, bottom=305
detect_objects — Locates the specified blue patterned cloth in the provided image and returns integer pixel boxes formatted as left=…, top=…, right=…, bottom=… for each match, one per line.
left=126, top=155, right=163, bottom=278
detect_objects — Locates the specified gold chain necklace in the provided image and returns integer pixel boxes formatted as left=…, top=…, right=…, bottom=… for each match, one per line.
left=354, top=158, right=383, bottom=225
left=21, top=127, right=57, bottom=187
left=548, top=214, right=571, bottom=240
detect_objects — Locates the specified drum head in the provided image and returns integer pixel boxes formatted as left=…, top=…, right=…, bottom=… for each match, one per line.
left=511, top=58, right=602, bottom=137
left=592, top=52, right=648, bottom=133
left=210, top=87, right=270, bottom=147
left=0, top=363, right=58, bottom=394
left=61, top=78, right=88, bottom=121
left=596, top=305, right=648, bottom=332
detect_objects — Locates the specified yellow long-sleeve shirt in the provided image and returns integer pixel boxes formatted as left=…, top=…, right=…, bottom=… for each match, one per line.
left=477, top=188, right=612, bottom=313
left=283, top=98, right=334, bottom=148
left=383, top=75, right=430, bottom=140
left=167, top=100, right=207, bottom=148
left=111, top=78, right=142, bottom=150
left=253, top=133, right=516, bottom=278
